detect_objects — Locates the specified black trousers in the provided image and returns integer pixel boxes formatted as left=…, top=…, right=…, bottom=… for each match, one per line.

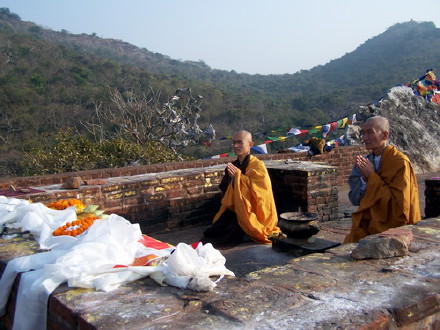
left=201, top=209, right=246, bottom=249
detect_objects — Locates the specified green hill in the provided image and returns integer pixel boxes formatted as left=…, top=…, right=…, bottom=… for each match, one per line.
left=0, top=7, right=439, bottom=176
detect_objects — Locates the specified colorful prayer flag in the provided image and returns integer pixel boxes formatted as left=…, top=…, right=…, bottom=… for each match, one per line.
left=251, top=144, right=268, bottom=154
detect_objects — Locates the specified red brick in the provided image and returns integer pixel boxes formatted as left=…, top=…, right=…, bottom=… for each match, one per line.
left=162, top=183, right=182, bottom=191
left=393, top=295, right=440, bottom=327
left=167, top=190, right=184, bottom=198
left=187, top=187, right=203, bottom=195
left=48, top=296, right=77, bottom=328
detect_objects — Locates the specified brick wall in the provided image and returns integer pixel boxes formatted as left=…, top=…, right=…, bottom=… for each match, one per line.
left=267, top=161, right=338, bottom=222
left=0, top=146, right=366, bottom=233
left=0, top=145, right=366, bottom=190
left=25, top=167, right=224, bottom=233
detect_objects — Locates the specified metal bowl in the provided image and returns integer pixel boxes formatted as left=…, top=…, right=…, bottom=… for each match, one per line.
left=278, top=212, right=320, bottom=239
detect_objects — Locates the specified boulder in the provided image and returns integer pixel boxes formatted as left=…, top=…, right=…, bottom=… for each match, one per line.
left=351, top=227, right=413, bottom=260
left=61, top=176, right=83, bottom=189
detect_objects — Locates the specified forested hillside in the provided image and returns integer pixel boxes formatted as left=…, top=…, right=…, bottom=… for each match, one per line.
left=1, top=7, right=439, bottom=176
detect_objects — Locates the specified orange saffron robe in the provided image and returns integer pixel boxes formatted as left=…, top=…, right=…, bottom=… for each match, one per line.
left=344, top=145, right=421, bottom=244
left=213, top=155, right=280, bottom=244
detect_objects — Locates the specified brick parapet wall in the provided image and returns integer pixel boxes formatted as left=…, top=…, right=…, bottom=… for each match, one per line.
left=26, top=167, right=225, bottom=233
left=0, top=145, right=366, bottom=190
left=0, top=146, right=366, bottom=233
left=8, top=161, right=338, bottom=233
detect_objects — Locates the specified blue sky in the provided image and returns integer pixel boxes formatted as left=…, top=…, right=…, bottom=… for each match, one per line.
left=1, top=0, right=439, bottom=75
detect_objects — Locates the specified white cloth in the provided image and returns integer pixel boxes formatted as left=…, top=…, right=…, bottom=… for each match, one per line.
left=288, top=144, right=310, bottom=153
left=0, top=197, right=78, bottom=249
left=0, top=198, right=234, bottom=330
left=0, top=196, right=29, bottom=226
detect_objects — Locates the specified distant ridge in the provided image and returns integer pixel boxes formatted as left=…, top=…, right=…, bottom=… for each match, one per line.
left=0, top=7, right=439, bottom=175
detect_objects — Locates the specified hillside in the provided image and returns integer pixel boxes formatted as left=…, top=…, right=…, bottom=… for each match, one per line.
left=1, top=8, right=440, bottom=176
left=28, top=19, right=440, bottom=119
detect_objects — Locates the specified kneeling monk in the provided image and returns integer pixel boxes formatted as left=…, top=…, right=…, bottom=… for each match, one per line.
left=201, top=130, right=280, bottom=249
left=344, top=116, right=421, bottom=244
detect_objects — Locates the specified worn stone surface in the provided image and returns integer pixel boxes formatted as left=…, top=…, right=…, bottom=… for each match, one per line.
left=0, top=236, right=41, bottom=264
left=0, top=217, right=435, bottom=329
left=245, top=232, right=440, bottom=329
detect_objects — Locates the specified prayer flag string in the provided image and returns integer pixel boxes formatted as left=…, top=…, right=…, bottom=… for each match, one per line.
left=203, top=113, right=356, bottom=159
left=202, top=69, right=439, bottom=159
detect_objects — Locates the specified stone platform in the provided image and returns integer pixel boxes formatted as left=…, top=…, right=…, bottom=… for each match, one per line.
left=1, top=216, right=439, bottom=329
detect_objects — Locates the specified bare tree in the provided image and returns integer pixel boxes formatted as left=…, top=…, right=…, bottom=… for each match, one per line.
left=82, top=86, right=215, bottom=157
left=0, top=113, right=20, bottom=145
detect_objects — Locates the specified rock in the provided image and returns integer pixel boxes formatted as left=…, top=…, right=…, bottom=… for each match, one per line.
left=351, top=227, right=413, bottom=260
left=61, top=176, right=83, bottom=189
left=345, top=125, right=362, bottom=145
left=354, top=86, right=440, bottom=173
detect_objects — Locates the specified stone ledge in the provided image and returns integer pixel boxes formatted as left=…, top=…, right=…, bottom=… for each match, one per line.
left=1, top=218, right=439, bottom=329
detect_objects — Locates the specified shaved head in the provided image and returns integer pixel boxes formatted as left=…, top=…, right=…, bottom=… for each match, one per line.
left=231, top=130, right=254, bottom=161
left=235, top=130, right=253, bottom=143
left=361, top=116, right=390, bottom=154
left=365, top=116, right=389, bottom=135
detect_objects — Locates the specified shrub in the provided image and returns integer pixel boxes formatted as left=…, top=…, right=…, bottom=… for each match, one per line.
left=19, top=128, right=189, bottom=175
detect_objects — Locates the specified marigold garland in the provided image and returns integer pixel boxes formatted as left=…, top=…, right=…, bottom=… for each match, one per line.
left=46, top=199, right=86, bottom=213
left=53, top=216, right=99, bottom=237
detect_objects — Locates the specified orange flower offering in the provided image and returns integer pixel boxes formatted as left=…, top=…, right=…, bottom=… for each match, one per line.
left=46, top=199, right=86, bottom=213
left=53, top=216, right=99, bottom=237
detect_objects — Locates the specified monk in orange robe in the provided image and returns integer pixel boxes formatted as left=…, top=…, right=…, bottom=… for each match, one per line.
left=201, top=130, right=280, bottom=248
left=344, top=116, right=421, bottom=244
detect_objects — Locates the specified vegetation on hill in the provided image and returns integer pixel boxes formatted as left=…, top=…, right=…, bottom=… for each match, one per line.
left=0, top=7, right=439, bottom=176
